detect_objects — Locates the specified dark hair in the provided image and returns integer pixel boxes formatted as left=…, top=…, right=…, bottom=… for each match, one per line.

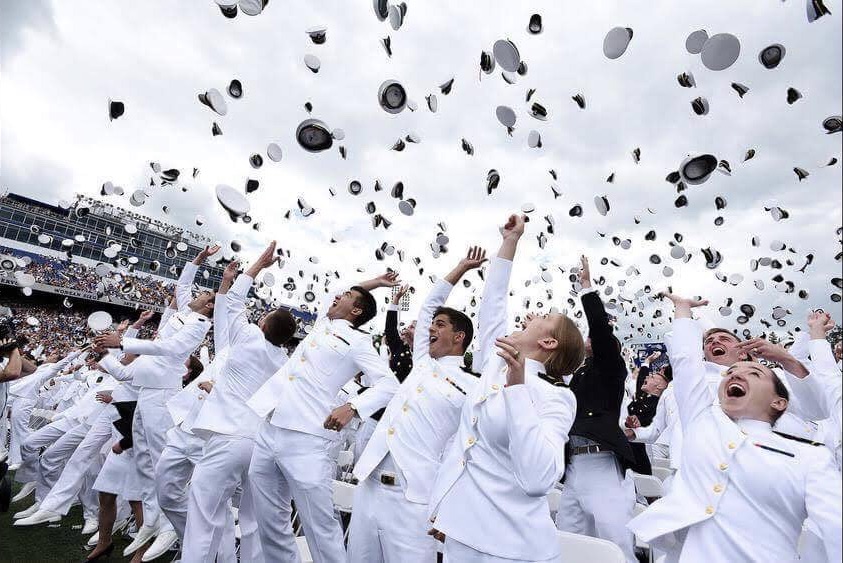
left=185, top=355, right=204, bottom=385
left=263, top=309, right=297, bottom=347
left=350, top=286, right=377, bottom=327
left=770, top=373, right=790, bottom=422
left=703, top=327, right=741, bottom=343
left=662, top=365, right=673, bottom=382
left=433, top=307, right=474, bottom=353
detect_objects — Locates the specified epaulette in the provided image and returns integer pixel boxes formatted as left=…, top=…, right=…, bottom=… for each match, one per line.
left=773, top=431, right=824, bottom=447
left=538, top=372, right=569, bottom=388
left=352, top=326, right=370, bottom=335
left=460, top=365, right=481, bottom=378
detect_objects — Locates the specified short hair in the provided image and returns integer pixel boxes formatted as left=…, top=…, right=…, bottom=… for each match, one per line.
left=263, top=309, right=297, bottom=347
left=703, top=328, right=741, bottom=343
left=545, top=314, right=585, bottom=378
left=185, top=355, right=204, bottom=384
left=662, top=365, right=673, bottom=382
left=350, top=286, right=377, bottom=327
left=433, top=307, right=474, bottom=353
left=770, top=371, right=790, bottom=423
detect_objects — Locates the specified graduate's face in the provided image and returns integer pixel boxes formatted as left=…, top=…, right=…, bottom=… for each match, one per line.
left=428, top=315, right=462, bottom=359
left=328, top=290, right=363, bottom=322
left=189, top=291, right=216, bottom=317
left=718, top=361, right=787, bottom=422
left=642, top=372, right=668, bottom=395
left=835, top=342, right=842, bottom=362
left=703, top=330, right=744, bottom=366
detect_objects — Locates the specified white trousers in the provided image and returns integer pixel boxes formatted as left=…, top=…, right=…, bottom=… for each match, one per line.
left=155, top=425, right=205, bottom=541
left=444, top=537, right=561, bottom=563
left=347, top=473, right=437, bottom=563
left=15, top=418, right=66, bottom=484
left=8, top=397, right=36, bottom=465
left=40, top=410, right=113, bottom=515
left=36, top=421, right=89, bottom=504
left=248, top=423, right=344, bottom=563
left=133, top=387, right=177, bottom=530
left=556, top=452, right=638, bottom=563
left=182, top=433, right=259, bottom=563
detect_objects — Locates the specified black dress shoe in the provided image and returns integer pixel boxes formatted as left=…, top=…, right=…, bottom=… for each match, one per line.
left=0, top=461, right=11, bottom=513
left=84, top=543, right=114, bottom=562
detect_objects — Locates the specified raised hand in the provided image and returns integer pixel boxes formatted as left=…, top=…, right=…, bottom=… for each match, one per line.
left=807, top=310, right=834, bottom=339
left=577, top=255, right=592, bottom=289
left=194, top=244, right=221, bottom=265
left=116, top=319, right=130, bottom=333
left=500, top=214, right=526, bottom=240
left=496, top=336, right=526, bottom=386
left=459, top=246, right=488, bottom=271
left=658, top=291, right=709, bottom=319
left=735, top=337, right=808, bottom=377
left=92, top=331, right=121, bottom=352
left=625, top=415, right=641, bottom=429
left=391, top=284, right=410, bottom=305
left=223, top=261, right=240, bottom=284
left=375, top=271, right=402, bottom=288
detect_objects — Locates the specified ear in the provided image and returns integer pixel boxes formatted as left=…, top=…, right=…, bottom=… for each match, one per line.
left=537, top=337, right=558, bottom=352
left=350, top=305, right=363, bottom=319
left=770, top=397, right=788, bottom=415
left=453, top=331, right=466, bottom=345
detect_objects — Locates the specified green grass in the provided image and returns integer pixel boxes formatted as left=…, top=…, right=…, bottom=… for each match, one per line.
left=1, top=477, right=135, bottom=563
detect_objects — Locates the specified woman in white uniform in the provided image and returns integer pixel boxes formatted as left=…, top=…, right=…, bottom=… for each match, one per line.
left=428, top=214, right=585, bottom=563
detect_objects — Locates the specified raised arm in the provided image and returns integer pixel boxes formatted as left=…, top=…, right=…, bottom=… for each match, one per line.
left=475, top=215, right=523, bottom=372
left=213, top=261, right=238, bottom=352
left=0, top=348, right=22, bottom=383
left=414, top=247, right=487, bottom=362
left=178, top=244, right=220, bottom=311
left=383, top=285, right=408, bottom=356
left=578, top=255, right=625, bottom=375
left=660, top=292, right=713, bottom=427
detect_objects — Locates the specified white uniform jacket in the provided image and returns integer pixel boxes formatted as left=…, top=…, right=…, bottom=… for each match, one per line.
left=9, top=350, right=83, bottom=399
left=119, top=262, right=211, bottom=389
left=247, top=290, right=399, bottom=440
left=428, top=257, right=577, bottom=561
left=628, top=318, right=842, bottom=562
left=192, top=273, right=289, bottom=439
left=353, top=278, right=479, bottom=504
left=632, top=384, right=681, bottom=469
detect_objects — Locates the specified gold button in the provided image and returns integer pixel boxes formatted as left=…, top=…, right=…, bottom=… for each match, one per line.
left=416, top=386, right=423, bottom=393
left=719, top=463, right=728, bottom=471
left=402, top=405, right=409, bottom=413
left=467, top=436, right=476, bottom=446
left=705, top=506, right=715, bottom=515
left=727, top=442, right=736, bottom=449
left=300, top=357, right=306, bottom=363
left=288, top=375, right=295, bottom=381
left=387, top=427, right=395, bottom=436
left=198, top=395, right=204, bottom=400
left=480, top=394, right=487, bottom=402
left=713, top=484, right=723, bottom=493
left=491, top=384, right=500, bottom=391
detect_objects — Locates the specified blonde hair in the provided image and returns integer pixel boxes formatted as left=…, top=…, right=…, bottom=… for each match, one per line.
left=544, top=315, right=585, bottom=377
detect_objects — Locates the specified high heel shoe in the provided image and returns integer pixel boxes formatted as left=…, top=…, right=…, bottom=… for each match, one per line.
left=84, top=543, right=114, bottom=562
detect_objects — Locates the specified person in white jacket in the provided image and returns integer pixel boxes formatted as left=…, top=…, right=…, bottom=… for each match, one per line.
left=348, top=246, right=486, bottom=563
left=93, top=245, right=218, bottom=556
left=182, top=241, right=297, bottom=563
left=628, top=292, right=842, bottom=563
left=427, top=214, right=585, bottom=563
left=246, top=267, right=400, bottom=563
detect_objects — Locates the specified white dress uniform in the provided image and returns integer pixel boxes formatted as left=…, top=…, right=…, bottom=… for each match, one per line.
left=119, top=261, right=212, bottom=532
left=8, top=351, right=82, bottom=467
left=154, top=295, right=231, bottom=546
left=628, top=318, right=843, bottom=563
left=428, top=257, right=577, bottom=563
left=246, top=289, right=399, bottom=563
left=182, top=272, right=290, bottom=563
left=348, top=278, right=479, bottom=563
left=37, top=367, right=120, bottom=517
left=632, top=384, right=680, bottom=471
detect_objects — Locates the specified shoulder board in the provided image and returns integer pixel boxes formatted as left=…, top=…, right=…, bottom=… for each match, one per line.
left=538, top=372, right=569, bottom=388
left=352, top=327, right=370, bottom=335
left=772, top=430, right=824, bottom=447
left=460, top=365, right=481, bottom=378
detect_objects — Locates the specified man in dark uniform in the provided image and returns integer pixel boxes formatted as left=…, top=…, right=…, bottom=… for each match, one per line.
left=555, top=256, right=644, bottom=563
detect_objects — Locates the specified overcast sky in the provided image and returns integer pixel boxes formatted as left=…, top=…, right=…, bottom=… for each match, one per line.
left=1, top=0, right=841, bottom=341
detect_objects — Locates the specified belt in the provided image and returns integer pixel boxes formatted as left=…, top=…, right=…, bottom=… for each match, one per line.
left=570, top=444, right=608, bottom=456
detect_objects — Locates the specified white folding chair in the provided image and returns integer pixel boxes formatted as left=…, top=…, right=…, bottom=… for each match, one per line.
left=651, top=457, right=671, bottom=470
left=547, top=488, right=562, bottom=518
left=336, top=449, right=355, bottom=481
left=297, top=536, right=314, bottom=563
left=557, top=531, right=625, bottom=563
left=652, top=466, right=674, bottom=483
left=332, top=479, right=356, bottom=542
left=632, top=473, right=664, bottom=500
left=632, top=503, right=650, bottom=551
